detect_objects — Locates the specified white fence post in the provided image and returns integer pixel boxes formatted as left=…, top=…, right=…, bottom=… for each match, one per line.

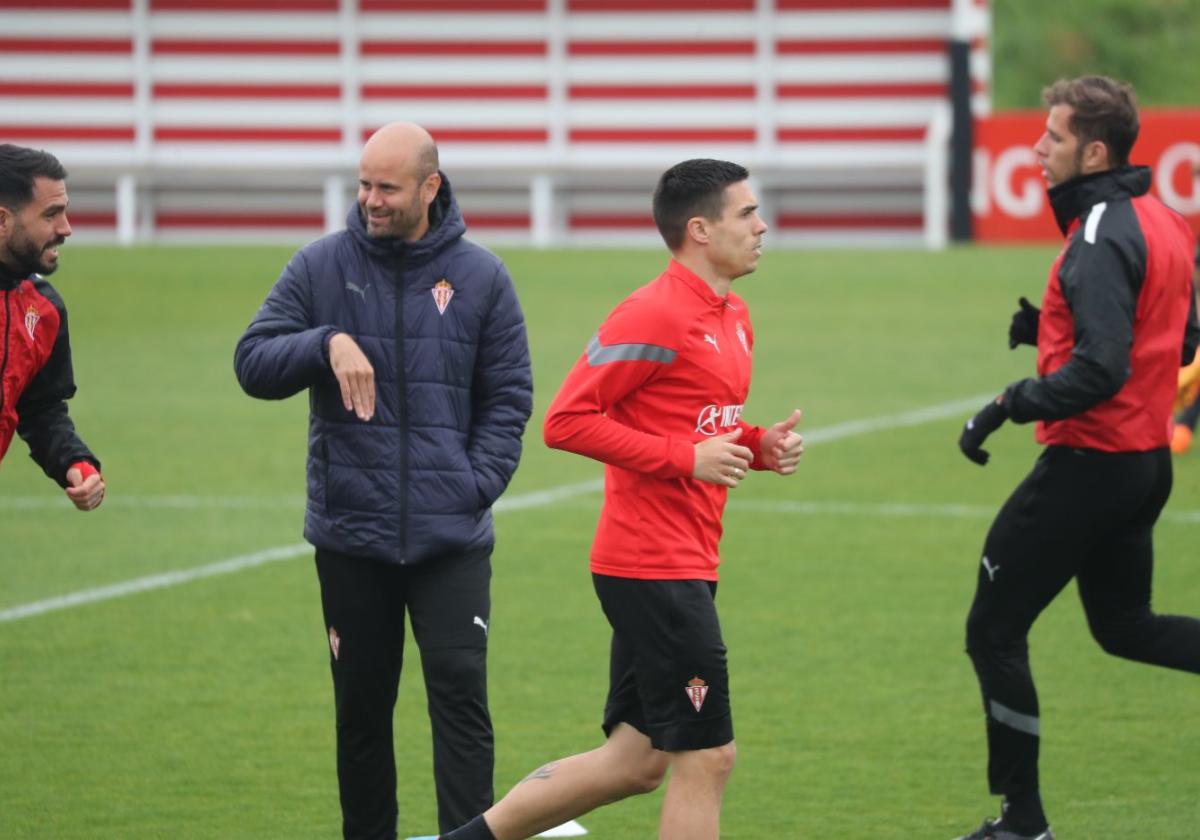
left=923, top=103, right=952, bottom=250
left=115, top=174, right=138, bottom=246
left=324, top=176, right=348, bottom=234
left=543, top=0, right=568, bottom=246
left=339, top=0, right=361, bottom=163
left=530, top=174, right=555, bottom=249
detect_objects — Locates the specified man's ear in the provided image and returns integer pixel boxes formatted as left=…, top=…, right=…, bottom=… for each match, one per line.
left=1082, top=139, right=1112, bottom=173
left=0, top=205, right=11, bottom=236
left=421, top=171, right=442, bottom=206
left=685, top=216, right=709, bottom=245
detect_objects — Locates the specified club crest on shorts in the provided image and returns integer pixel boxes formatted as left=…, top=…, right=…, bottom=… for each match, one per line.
left=328, top=627, right=340, bottom=660
left=24, top=305, right=39, bottom=339
left=685, top=676, right=709, bottom=712
left=432, top=278, right=454, bottom=315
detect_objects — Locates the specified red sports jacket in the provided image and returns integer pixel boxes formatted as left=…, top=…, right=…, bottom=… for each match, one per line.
left=1004, top=167, right=1199, bottom=451
left=544, top=260, right=766, bottom=581
left=0, top=273, right=96, bottom=483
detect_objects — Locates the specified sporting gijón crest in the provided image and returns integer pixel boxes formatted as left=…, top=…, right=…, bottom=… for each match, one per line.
left=432, top=278, right=454, bottom=315
left=685, top=676, right=709, bottom=712
left=24, top=305, right=39, bottom=339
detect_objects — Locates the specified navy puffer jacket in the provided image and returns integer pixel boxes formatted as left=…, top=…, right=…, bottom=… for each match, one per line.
left=234, top=174, right=532, bottom=565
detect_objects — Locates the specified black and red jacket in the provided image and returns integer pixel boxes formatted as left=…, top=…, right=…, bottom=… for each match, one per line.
left=1005, top=166, right=1199, bottom=451
left=0, top=271, right=97, bottom=484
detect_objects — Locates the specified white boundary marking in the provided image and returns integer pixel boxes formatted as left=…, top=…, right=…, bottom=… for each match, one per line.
left=801, top=393, right=993, bottom=445
left=726, top=498, right=1200, bottom=525
left=13, top=392, right=1195, bottom=624
left=0, top=543, right=310, bottom=623
left=0, top=480, right=604, bottom=624
left=0, top=395, right=993, bottom=513
left=0, top=494, right=306, bottom=511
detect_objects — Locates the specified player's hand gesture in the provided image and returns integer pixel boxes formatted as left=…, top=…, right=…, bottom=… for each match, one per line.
left=65, top=465, right=105, bottom=512
left=958, top=396, right=1008, bottom=465
left=1008, top=296, right=1040, bottom=349
left=759, top=409, right=804, bottom=475
left=693, top=428, right=753, bottom=488
left=329, top=332, right=375, bottom=421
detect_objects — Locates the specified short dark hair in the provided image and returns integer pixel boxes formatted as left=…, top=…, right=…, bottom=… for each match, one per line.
left=0, top=144, right=68, bottom=211
left=653, top=158, right=750, bottom=250
left=416, top=138, right=439, bottom=182
left=1042, top=75, right=1139, bottom=167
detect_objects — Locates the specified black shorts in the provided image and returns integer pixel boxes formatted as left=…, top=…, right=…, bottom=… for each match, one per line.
left=593, top=573, right=733, bottom=752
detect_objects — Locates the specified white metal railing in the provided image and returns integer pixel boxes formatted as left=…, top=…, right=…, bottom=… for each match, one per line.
left=5, top=0, right=990, bottom=248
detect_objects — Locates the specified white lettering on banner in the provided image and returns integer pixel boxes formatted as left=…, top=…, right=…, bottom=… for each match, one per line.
left=971, top=148, right=991, bottom=216
left=976, top=136, right=1199, bottom=228
left=695, top=404, right=744, bottom=436
left=1156, top=142, right=1200, bottom=214
left=992, top=146, right=1044, bottom=218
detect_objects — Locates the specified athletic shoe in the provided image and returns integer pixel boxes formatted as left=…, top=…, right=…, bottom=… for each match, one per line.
left=1171, top=423, right=1193, bottom=454
left=953, top=817, right=1054, bottom=840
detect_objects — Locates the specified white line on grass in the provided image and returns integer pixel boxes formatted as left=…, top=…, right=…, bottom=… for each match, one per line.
left=0, top=482, right=607, bottom=512
left=0, top=481, right=604, bottom=623
left=0, top=396, right=994, bottom=512
left=0, top=394, right=1023, bottom=623
left=0, top=494, right=307, bottom=511
left=0, top=543, right=310, bottom=623
left=802, top=393, right=994, bottom=444
left=727, top=497, right=1200, bottom=525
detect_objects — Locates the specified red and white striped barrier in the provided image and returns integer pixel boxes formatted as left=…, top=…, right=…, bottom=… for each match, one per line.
left=1, top=0, right=989, bottom=245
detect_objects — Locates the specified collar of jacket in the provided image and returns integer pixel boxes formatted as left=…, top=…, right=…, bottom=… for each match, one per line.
left=0, top=263, right=30, bottom=290
left=665, top=258, right=731, bottom=308
left=1047, top=165, right=1151, bottom=236
left=344, top=169, right=467, bottom=266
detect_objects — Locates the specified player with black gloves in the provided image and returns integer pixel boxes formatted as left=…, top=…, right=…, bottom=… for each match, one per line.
left=951, top=77, right=1200, bottom=840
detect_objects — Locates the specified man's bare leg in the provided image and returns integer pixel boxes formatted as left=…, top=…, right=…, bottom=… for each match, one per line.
left=658, top=741, right=736, bottom=840
left=477, top=723, right=669, bottom=840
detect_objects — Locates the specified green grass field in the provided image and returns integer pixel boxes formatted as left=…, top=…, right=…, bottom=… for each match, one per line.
left=2, top=244, right=1198, bottom=839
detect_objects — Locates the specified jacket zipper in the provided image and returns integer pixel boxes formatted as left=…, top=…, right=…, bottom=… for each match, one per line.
left=395, top=266, right=408, bottom=564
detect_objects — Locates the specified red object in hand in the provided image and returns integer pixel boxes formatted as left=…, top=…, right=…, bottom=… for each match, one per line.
left=70, top=461, right=99, bottom=482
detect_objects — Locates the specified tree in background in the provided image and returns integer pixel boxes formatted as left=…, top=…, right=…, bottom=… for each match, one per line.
left=992, top=0, right=1200, bottom=108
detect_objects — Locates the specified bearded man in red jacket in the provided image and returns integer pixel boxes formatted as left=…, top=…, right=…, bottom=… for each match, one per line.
left=0, top=144, right=104, bottom=511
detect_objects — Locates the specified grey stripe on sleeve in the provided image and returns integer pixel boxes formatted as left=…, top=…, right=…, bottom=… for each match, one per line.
left=586, top=332, right=676, bottom=366
left=989, top=699, right=1040, bottom=736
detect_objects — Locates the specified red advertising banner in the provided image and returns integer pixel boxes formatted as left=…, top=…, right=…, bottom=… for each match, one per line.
left=973, top=109, right=1200, bottom=242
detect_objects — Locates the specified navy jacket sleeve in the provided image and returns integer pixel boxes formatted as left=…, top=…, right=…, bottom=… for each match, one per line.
left=468, top=262, right=533, bottom=507
left=234, top=249, right=339, bottom=400
left=16, top=284, right=98, bottom=486
left=1005, top=223, right=1141, bottom=423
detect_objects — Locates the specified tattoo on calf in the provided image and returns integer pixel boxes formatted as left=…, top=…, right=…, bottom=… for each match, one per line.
left=521, top=762, right=558, bottom=783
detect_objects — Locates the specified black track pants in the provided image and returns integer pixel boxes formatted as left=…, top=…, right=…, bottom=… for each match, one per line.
left=315, top=547, right=494, bottom=839
left=965, top=446, right=1200, bottom=798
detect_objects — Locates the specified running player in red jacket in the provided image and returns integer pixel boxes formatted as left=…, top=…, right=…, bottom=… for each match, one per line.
left=954, top=77, right=1200, bottom=840
left=443, top=159, right=803, bottom=840
left=0, top=145, right=104, bottom=511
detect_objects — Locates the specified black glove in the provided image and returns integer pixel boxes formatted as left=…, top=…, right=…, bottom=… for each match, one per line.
left=1008, top=296, right=1040, bottom=349
left=959, top=396, right=1008, bottom=466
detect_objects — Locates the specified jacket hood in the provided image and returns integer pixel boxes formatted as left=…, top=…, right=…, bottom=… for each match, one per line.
left=345, top=170, right=466, bottom=265
left=1048, top=165, right=1151, bottom=235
